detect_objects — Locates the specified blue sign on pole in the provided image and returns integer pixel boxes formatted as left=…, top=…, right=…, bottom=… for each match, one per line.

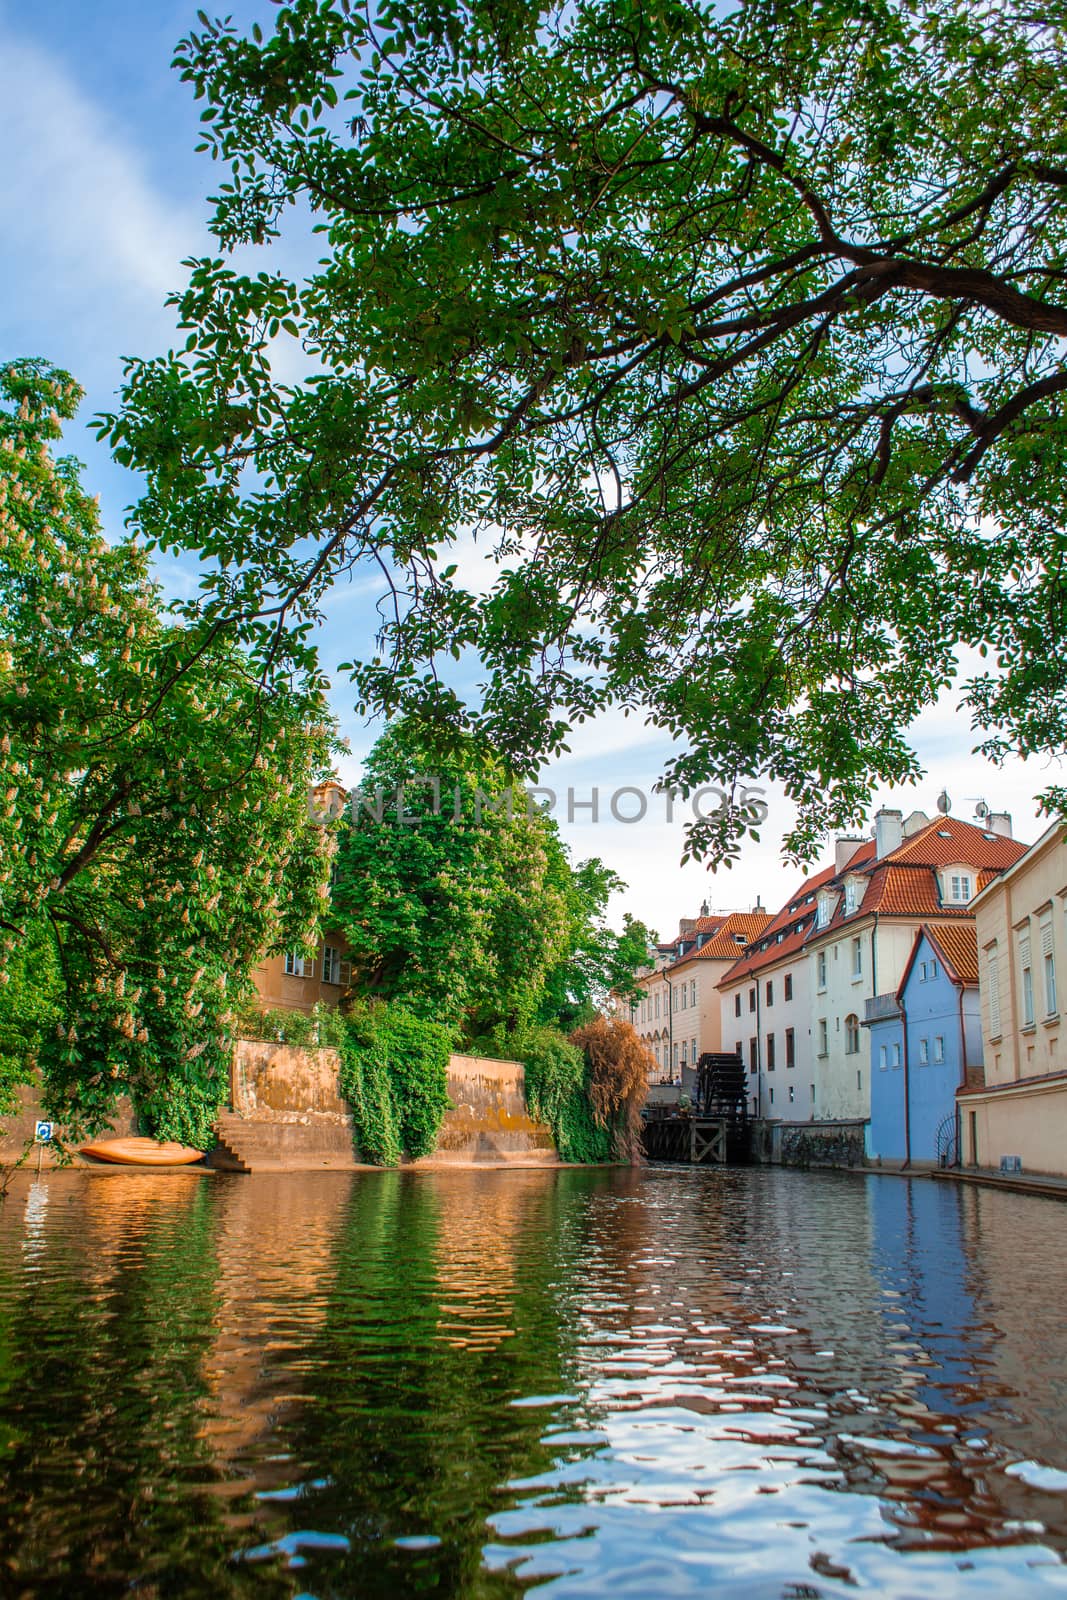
left=34, top=1121, right=54, bottom=1144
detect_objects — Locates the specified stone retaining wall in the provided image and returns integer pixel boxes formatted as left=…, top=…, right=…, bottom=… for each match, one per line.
left=751, top=1118, right=868, bottom=1169
left=0, top=1081, right=138, bottom=1166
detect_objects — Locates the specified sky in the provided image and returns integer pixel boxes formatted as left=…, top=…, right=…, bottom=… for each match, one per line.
left=2, top=0, right=1063, bottom=939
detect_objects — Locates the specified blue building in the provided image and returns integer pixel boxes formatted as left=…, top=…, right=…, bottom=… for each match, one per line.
left=865, top=922, right=982, bottom=1164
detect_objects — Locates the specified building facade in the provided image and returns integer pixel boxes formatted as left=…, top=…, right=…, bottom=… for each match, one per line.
left=962, top=823, right=1067, bottom=1176
left=804, top=810, right=1025, bottom=1122
left=866, top=923, right=982, bottom=1164
left=633, top=909, right=772, bottom=1082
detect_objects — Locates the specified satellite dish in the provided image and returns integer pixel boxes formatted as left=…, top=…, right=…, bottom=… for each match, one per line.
left=971, top=798, right=989, bottom=819
left=936, top=789, right=951, bottom=815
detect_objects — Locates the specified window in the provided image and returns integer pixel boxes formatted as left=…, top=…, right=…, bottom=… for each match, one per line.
left=322, top=944, right=343, bottom=985
left=949, top=873, right=973, bottom=903
left=919, top=960, right=928, bottom=982
left=673, top=985, right=679, bottom=1011
left=892, top=1041, right=901, bottom=1069
left=919, top=1037, right=929, bottom=1065
left=655, top=991, right=660, bottom=1019
left=654, top=1043, right=660, bottom=1066
left=749, top=1037, right=758, bottom=1072
left=1020, top=931, right=1034, bottom=1026
left=845, top=1013, right=860, bottom=1054
left=734, top=992, right=742, bottom=1018
left=784, top=973, right=793, bottom=1001
left=768, top=1086, right=774, bottom=1105
left=681, top=984, right=687, bottom=1010
left=766, top=1033, right=776, bottom=1071
left=851, top=938, right=862, bottom=978
left=987, top=944, right=1001, bottom=1037
left=817, top=951, right=827, bottom=990
left=673, top=1042, right=679, bottom=1069
left=929, top=959, right=938, bottom=979
left=817, top=1018, right=828, bottom=1056
left=785, top=1027, right=795, bottom=1068
left=788, top=1084, right=795, bottom=1104
left=1041, top=914, right=1057, bottom=1015
left=691, top=1037, right=697, bottom=1066
left=690, top=978, right=696, bottom=1008
left=284, top=952, right=306, bottom=978
left=816, top=895, right=831, bottom=929
left=810, top=1083, right=816, bottom=1107
left=879, top=1043, right=888, bottom=1070
left=933, top=1035, right=945, bottom=1063
left=749, top=986, right=756, bottom=1013
left=766, top=979, right=774, bottom=1006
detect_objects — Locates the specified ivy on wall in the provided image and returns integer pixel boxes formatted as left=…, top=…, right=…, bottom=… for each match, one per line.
left=338, top=1002, right=452, bottom=1167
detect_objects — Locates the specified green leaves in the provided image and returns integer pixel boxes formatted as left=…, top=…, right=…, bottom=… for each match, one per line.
left=101, top=0, right=1067, bottom=864
left=0, top=361, right=337, bottom=1144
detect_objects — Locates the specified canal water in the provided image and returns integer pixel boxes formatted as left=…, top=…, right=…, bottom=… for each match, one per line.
left=2, top=1166, right=1067, bottom=1599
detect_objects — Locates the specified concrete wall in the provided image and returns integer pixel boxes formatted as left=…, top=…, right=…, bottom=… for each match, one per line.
left=0, top=1081, right=138, bottom=1166
left=423, top=1054, right=557, bottom=1165
left=961, top=1073, right=1067, bottom=1176
left=233, top=1039, right=348, bottom=1117
left=229, top=1042, right=558, bottom=1166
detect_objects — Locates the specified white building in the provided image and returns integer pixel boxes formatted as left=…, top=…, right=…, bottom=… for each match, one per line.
left=633, top=908, right=771, bottom=1082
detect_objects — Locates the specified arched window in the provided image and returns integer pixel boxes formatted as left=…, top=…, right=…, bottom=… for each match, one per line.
left=845, top=1013, right=860, bottom=1054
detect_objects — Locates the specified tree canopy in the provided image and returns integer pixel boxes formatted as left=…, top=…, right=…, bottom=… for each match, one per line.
left=0, top=361, right=335, bottom=1144
left=331, top=718, right=654, bottom=1036
left=103, top=0, right=1067, bottom=861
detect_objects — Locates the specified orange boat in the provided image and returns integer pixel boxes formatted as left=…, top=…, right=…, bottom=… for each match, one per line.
left=79, top=1137, right=206, bottom=1167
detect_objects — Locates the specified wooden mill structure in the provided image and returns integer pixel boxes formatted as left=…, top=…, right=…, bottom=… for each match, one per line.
left=641, top=1052, right=750, bottom=1165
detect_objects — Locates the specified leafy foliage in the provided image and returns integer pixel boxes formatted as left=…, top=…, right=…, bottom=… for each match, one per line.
left=0, top=361, right=336, bottom=1146
left=100, top=0, right=1067, bottom=863
left=233, top=1000, right=348, bottom=1051
left=0, top=921, right=62, bottom=1119
left=332, top=719, right=652, bottom=1038
left=512, top=1025, right=610, bottom=1165
left=338, top=999, right=452, bottom=1166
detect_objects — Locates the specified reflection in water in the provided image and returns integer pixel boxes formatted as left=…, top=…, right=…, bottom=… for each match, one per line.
left=1, top=1167, right=1067, bottom=1596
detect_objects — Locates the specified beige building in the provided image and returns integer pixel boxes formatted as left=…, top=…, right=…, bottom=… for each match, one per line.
left=963, top=822, right=1067, bottom=1176
left=633, top=909, right=772, bottom=1082
left=250, top=778, right=352, bottom=1016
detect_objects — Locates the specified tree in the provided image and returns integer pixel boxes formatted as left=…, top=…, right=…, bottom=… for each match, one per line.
left=330, top=718, right=650, bottom=1036
left=0, top=361, right=335, bottom=1145
left=105, top=0, right=1067, bottom=863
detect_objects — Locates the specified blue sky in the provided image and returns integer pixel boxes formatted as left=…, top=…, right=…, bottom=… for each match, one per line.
left=2, top=0, right=1062, bottom=936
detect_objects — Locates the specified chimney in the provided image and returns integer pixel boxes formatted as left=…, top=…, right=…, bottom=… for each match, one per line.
left=874, top=808, right=904, bottom=859
left=987, top=811, right=1013, bottom=839
left=678, top=917, right=697, bottom=937
left=752, top=896, right=764, bottom=914
left=835, top=837, right=866, bottom=874
left=700, top=899, right=710, bottom=917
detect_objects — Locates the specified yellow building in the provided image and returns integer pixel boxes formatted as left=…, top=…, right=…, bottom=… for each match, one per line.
left=963, top=822, right=1067, bottom=1176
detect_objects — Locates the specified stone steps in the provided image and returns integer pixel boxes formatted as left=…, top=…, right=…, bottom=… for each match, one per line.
left=211, top=1111, right=361, bottom=1174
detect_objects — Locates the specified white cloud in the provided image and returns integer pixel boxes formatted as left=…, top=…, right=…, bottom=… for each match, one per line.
left=0, top=31, right=202, bottom=316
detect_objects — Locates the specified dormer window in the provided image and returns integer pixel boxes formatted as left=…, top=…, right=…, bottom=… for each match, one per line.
left=816, top=894, right=833, bottom=929
left=843, top=876, right=862, bottom=916
left=944, top=869, right=973, bottom=904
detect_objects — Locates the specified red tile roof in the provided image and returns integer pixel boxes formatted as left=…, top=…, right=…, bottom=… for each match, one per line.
left=923, top=921, right=980, bottom=986
left=886, top=815, right=1026, bottom=872
left=669, top=911, right=773, bottom=970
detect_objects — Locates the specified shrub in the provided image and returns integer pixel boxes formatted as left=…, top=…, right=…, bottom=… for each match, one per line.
left=234, top=1002, right=347, bottom=1052
left=570, top=1017, right=650, bottom=1164
left=512, top=1024, right=611, bottom=1164
left=339, top=1000, right=452, bottom=1165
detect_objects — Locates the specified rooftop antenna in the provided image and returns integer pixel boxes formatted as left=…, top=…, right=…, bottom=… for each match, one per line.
left=967, top=797, right=990, bottom=821
left=936, top=789, right=952, bottom=816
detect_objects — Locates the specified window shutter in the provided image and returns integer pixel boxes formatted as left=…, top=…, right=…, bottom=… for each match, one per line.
left=1020, top=932, right=1032, bottom=967
left=1042, top=919, right=1054, bottom=957
left=988, top=950, right=1001, bottom=1036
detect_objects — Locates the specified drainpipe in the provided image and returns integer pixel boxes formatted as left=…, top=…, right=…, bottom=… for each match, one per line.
left=664, top=969, right=675, bottom=1085
left=956, top=981, right=969, bottom=1167
left=901, top=992, right=912, bottom=1169
left=755, top=974, right=763, bottom=1119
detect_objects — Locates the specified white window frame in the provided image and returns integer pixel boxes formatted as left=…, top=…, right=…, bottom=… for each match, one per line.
left=919, top=1037, right=929, bottom=1065
left=284, top=951, right=306, bottom=978
left=933, top=1035, right=944, bottom=1063
left=817, top=950, right=827, bottom=990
